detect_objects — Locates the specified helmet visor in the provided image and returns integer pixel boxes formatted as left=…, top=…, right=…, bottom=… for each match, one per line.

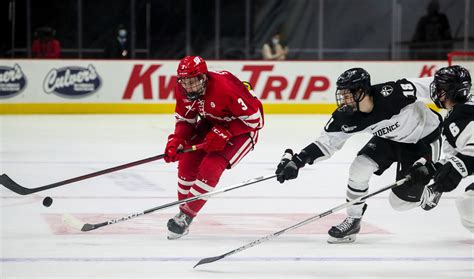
left=430, top=81, right=448, bottom=108
left=336, top=88, right=359, bottom=113
left=178, top=74, right=207, bottom=100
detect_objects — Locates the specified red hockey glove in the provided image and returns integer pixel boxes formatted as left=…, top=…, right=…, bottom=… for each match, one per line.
left=203, top=126, right=232, bottom=152
left=164, top=134, right=185, bottom=163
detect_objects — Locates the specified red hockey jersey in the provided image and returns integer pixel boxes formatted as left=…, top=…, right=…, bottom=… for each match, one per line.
left=173, top=71, right=264, bottom=140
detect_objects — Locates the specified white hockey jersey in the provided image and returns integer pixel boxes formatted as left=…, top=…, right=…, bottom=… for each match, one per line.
left=440, top=101, right=474, bottom=175
left=311, top=77, right=442, bottom=162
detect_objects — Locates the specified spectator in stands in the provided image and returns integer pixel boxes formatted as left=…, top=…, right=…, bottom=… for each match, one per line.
left=262, top=33, right=288, bottom=60
left=104, top=24, right=130, bottom=59
left=32, top=26, right=61, bottom=58
left=411, top=0, right=453, bottom=60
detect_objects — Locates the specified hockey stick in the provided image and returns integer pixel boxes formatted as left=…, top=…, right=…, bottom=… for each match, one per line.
left=63, top=174, right=277, bottom=232
left=194, top=177, right=408, bottom=268
left=0, top=144, right=204, bottom=195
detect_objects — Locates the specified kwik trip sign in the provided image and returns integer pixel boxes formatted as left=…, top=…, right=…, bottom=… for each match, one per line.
left=0, top=64, right=27, bottom=98
left=43, top=64, right=102, bottom=98
left=0, top=60, right=447, bottom=108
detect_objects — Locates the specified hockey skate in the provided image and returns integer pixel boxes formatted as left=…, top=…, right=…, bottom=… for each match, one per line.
left=167, top=211, right=193, bottom=240
left=420, top=184, right=442, bottom=211
left=328, top=204, right=367, bottom=244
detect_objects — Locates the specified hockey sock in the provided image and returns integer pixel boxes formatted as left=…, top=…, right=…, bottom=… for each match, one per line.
left=180, top=154, right=228, bottom=217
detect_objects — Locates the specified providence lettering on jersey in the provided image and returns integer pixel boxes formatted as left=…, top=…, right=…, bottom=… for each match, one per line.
left=372, top=122, right=400, bottom=137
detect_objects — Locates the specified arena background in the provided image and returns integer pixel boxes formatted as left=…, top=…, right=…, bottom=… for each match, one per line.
left=1, top=1, right=473, bottom=279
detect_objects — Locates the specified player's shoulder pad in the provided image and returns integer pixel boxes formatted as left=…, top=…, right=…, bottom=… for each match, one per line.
left=371, top=80, right=397, bottom=97
left=324, top=110, right=352, bottom=132
left=395, top=78, right=416, bottom=88
left=373, top=79, right=417, bottom=100
left=242, top=81, right=253, bottom=91
left=209, top=70, right=231, bottom=75
left=209, top=70, right=238, bottom=88
left=447, top=102, right=474, bottom=122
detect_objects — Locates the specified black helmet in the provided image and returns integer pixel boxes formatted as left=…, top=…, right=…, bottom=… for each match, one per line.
left=335, top=68, right=371, bottom=113
left=430, top=65, right=472, bottom=109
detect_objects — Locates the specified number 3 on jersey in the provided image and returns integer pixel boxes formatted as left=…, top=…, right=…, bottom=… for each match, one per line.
left=238, top=98, right=248, bottom=110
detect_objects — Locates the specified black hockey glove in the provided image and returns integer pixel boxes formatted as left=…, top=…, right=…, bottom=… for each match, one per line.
left=433, top=156, right=468, bottom=193
left=275, top=149, right=307, bottom=183
left=405, top=158, right=436, bottom=188
left=276, top=149, right=293, bottom=181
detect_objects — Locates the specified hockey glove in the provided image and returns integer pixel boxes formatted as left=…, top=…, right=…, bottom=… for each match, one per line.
left=164, top=134, right=185, bottom=163
left=203, top=126, right=232, bottom=153
left=433, top=156, right=468, bottom=192
left=405, top=158, right=436, bottom=188
left=276, top=149, right=293, bottom=183
left=275, top=149, right=307, bottom=183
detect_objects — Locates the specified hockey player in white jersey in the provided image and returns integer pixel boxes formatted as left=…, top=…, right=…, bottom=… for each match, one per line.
left=415, top=65, right=474, bottom=232
left=276, top=67, right=443, bottom=243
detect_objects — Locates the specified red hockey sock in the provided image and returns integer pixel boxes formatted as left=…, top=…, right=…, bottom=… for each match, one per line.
left=180, top=154, right=228, bottom=217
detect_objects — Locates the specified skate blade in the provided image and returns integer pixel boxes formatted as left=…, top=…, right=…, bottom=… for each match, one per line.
left=421, top=203, right=437, bottom=211
left=167, top=229, right=189, bottom=240
left=421, top=192, right=442, bottom=211
left=327, top=234, right=357, bottom=244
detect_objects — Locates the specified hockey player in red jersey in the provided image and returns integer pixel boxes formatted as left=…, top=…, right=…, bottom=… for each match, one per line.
left=164, top=56, right=264, bottom=240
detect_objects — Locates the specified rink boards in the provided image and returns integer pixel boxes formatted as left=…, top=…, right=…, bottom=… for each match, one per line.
left=0, top=60, right=447, bottom=114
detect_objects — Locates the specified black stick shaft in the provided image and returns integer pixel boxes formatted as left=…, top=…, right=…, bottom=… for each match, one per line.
left=0, top=145, right=202, bottom=195
left=193, top=178, right=407, bottom=268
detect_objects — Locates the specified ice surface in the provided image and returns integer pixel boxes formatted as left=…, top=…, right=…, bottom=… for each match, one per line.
left=1, top=115, right=472, bottom=278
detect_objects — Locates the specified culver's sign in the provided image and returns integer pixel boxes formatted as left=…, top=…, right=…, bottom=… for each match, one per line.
left=0, top=64, right=27, bottom=98
left=43, top=65, right=101, bottom=98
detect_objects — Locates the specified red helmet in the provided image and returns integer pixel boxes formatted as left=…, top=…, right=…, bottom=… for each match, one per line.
left=177, top=56, right=208, bottom=100
left=177, top=56, right=208, bottom=78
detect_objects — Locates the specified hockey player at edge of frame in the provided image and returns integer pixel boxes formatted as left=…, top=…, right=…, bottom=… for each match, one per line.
left=413, top=65, right=473, bottom=233
left=163, top=56, right=264, bottom=240
left=276, top=67, right=444, bottom=244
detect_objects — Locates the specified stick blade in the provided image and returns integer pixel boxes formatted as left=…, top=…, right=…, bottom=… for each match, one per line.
left=0, top=174, right=30, bottom=195
left=81, top=223, right=97, bottom=232
left=62, top=214, right=86, bottom=231
left=62, top=214, right=98, bottom=232
left=193, top=254, right=226, bottom=268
